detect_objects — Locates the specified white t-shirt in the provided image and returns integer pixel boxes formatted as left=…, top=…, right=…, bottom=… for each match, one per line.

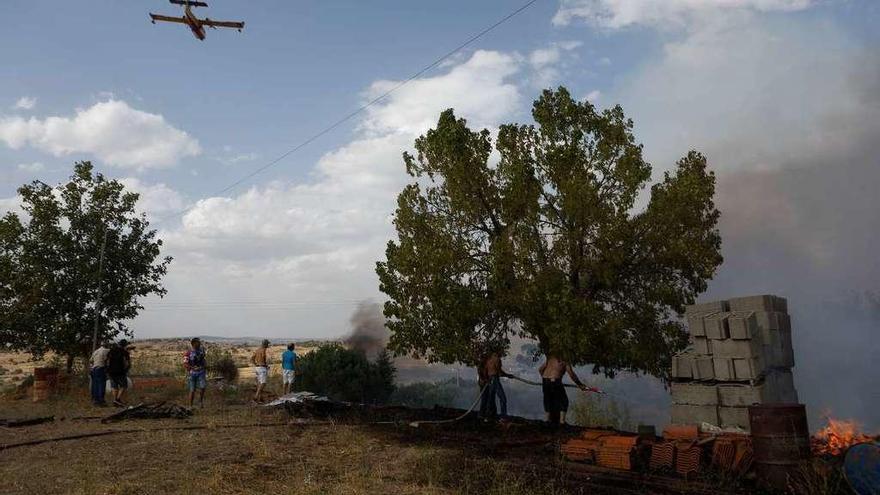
left=90, top=347, right=110, bottom=368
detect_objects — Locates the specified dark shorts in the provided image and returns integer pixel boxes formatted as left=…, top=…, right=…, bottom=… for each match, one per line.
left=188, top=371, right=207, bottom=391
left=109, top=373, right=128, bottom=390
left=542, top=378, right=569, bottom=413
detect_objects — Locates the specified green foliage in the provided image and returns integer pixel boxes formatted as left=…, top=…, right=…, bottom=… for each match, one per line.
left=377, top=87, right=722, bottom=378
left=0, top=162, right=171, bottom=368
left=296, top=344, right=396, bottom=404
left=391, top=378, right=469, bottom=408
left=206, top=346, right=239, bottom=382
left=571, top=394, right=634, bottom=431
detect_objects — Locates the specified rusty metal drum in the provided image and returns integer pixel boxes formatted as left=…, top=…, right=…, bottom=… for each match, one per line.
left=748, top=403, right=811, bottom=490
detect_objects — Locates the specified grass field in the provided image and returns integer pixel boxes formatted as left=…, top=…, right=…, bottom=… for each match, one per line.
left=0, top=339, right=318, bottom=393
left=0, top=373, right=584, bottom=495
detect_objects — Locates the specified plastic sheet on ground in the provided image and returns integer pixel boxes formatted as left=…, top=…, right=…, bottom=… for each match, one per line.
left=263, top=391, right=335, bottom=407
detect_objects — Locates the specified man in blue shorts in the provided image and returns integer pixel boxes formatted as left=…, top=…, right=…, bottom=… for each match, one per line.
left=184, top=337, right=208, bottom=407
left=281, top=343, right=298, bottom=395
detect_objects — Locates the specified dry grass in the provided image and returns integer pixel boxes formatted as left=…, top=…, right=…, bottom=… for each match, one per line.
left=0, top=340, right=318, bottom=392
left=0, top=378, right=582, bottom=495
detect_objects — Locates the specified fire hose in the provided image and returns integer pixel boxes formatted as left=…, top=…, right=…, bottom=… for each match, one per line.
left=406, top=374, right=607, bottom=428
left=406, top=382, right=489, bottom=427
left=505, top=374, right=605, bottom=395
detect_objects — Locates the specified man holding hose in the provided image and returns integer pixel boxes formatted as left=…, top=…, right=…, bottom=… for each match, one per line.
left=539, top=354, right=589, bottom=425
left=478, top=350, right=509, bottom=420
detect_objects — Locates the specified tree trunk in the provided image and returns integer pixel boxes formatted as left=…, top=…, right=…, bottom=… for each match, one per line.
left=66, top=354, right=75, bottom=374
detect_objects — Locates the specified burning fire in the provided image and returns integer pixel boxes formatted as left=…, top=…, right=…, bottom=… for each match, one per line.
left=812, top=417, right=874, bottom=456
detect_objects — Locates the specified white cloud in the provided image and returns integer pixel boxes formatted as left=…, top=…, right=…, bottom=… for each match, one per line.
left=0, top=100, right=201, bottom=170
left=0, top=196, right=23, bottom=216
left=16, top=162, right=44, bottom=172
left=361, top=50, right=522, bottom=135
left=553, top=0, right=815, bottom=29
left=119, top=178, right=186, bottom=216
left=584, top=90, right=601, bottom=102
left=13, top=96, right=36, bottom=110
left=528, top=41, right=583, bottom=88
left=142, top=51, right=526, bottom=338
left=218, top=151, right=260, bottom=165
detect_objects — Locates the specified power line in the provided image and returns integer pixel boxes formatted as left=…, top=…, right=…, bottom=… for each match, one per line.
left=164, top=0, right=542, bottom=222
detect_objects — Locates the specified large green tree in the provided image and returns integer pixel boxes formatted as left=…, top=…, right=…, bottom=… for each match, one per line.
left=0, top=162, right=171, bottom=371
left=376, top=87, right=722, bottom=377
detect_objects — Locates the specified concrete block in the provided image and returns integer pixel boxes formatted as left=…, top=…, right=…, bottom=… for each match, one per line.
left=754, top=311, right=779, bottom=333
left=777, top=313, right=792, bottom=332
left=717, top=370, right=799, bottom=406
left=733, top=356, right=764, bottom=381
left=712, top=338, right=762, bottom=359
left=760, top=328, right=794, bottom=368
left=728, top=311, right=758, bottom=340
left=713, top=358, right=735, bottom=381
left=670, top=404, right=719, bottom=426
left=694, top=356, right=715, bottom=381
left=729, top=295, right=777, bottom=312
left=671, top=382, right=718, bottom=406
left=704, top=313, right=730, bottom=340
left=718, top=384, right=766, bottom=407
left=778, top=328, right=795, bottom=367
left=685, top=300, right=729, bottom=314
left=773, top=296, right=788, bottom=313
left=672, top=354, right=694, bottom=379
left=687, top=314, right=707, bottom=337
left=764, top=369, right=798, bottom=403
left=691, top=336, right=712, bottom=355
left=718, top=406, right=751, bottom=430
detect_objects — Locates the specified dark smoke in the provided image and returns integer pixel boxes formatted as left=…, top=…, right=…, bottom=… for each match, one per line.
left=702, top=60, right=880, bottom=431
left=344, top=301, right=389, bottom=360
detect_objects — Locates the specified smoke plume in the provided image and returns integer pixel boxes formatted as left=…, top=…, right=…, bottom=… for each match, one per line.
left=344, top=301, right=389, bottom=360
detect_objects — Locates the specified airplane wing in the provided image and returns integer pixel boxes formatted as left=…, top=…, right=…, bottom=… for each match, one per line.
left=201, top=18, right=245, bottom=30
left=150, top=14, right=187, bottom=24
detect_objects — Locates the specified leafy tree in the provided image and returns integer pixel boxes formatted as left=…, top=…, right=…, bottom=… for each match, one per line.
left=206, top=346, right=239, bottom=382
left=376, top=87, right=722, bottom=378
left=296, top=344, right=396, bottom=404
left=0, top=162, right=171, bottom=371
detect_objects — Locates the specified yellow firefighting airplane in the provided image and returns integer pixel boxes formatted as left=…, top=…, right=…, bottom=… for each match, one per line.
left=150, top=0, right=244, bottom=41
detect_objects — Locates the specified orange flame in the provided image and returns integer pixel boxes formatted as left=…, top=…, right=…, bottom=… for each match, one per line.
left=812, top=417, right=873, bottom=456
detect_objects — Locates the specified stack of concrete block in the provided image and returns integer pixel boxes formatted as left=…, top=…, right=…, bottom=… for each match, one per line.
left=670, top=295, right=798, bottom=431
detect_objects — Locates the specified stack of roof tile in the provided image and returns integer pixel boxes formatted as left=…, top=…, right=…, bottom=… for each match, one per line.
left=649, top=441, right=676, bottom=470
left=561, top=431, right=641, bottom=471
left=675, top=444, right=702, bottom=477
left=560, top=429, right=616, bottom=463
left=595, top=435, right=639, bottom=470
left=561, top=438, right=601, bottom=462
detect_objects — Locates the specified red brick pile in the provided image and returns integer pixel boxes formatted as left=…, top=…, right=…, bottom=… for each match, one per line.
left=563, top=423, right=754, bottom=480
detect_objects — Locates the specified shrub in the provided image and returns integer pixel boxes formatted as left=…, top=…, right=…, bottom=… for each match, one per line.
left=391, top=379, right=468, bottom=408
left=207, top=347, right=239, bottom=382
left=571, top=394, right=634, bottom=430
left=296, top=344, right=395, bottom=404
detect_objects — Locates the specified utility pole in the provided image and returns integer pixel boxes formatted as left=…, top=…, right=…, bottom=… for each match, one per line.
left=91, top=227, right=109, bottom=354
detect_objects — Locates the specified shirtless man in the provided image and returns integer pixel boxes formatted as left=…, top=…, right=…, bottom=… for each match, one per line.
left=478, top=351, right=509, bottom=419
left=251, top=340, right=270, bottom=403
left=539, top=354, right=589, bottom=425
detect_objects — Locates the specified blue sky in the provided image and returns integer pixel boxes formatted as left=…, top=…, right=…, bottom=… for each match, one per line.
left=1, top=0, right=877, bottom=335
left=3, top=0, right=880, bottom=427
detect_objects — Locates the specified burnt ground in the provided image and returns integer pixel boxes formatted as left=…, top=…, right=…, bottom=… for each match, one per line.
left=0, top=387, right=741, bottom=495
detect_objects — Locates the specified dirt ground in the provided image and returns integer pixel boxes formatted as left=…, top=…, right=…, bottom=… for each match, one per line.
left=0, top=339, right=318, bottom=391
left=0, top=370, right=738, bottom=495
left=0, top=377, right=585, bottom=495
